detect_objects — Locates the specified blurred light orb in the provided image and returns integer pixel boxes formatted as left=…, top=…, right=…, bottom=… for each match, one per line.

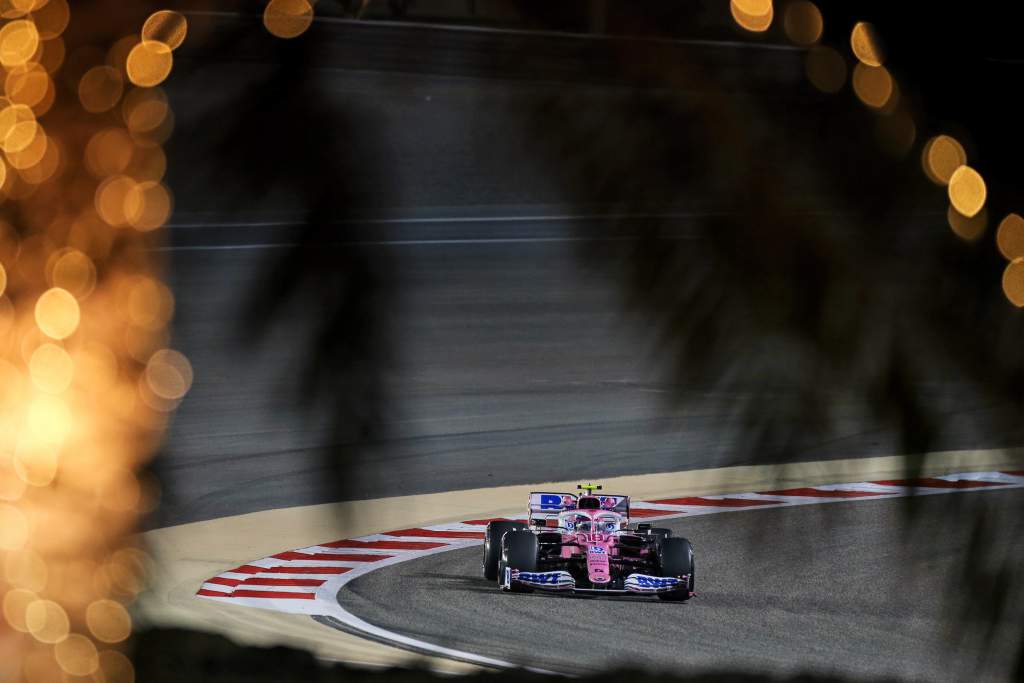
left=947, top=205, right=987, bottom=242
left=0, top=19, right=39, bottom=67
left=25, top=599, right=69, bottom=643
left=31, top=0, right=69, bottom=40
left=29, top=342, right=73, bottom=393
left=85, top=127, right=135, bottom=178
left=143, top=10, right=188, bottom=51
left=79, top=65, right=124, bottom=113
left=1004, top=259, right=1024, bottom=307
left=0, top=502, right=29, bottom=549
left=876, top=109, right=915, bottom=157
left=95, top=175, right=138, bottom=227
left=125, top=180, right=172, bottom=231
left=123, top=88, right=169, bottom=134
left=50, top=249, right=96, bottom=299
left=264, top=0, right=315, bottom=39
left=805, top=45, right=846, bottom=93
left=996, top=213, right=1024, bottom=261
left=35, top=287, right=79, bottom=339
left=145, top=348, right=193, bottom=400
left=852, top=63, right=893, bottom=109
left=2, top=587, right=36, bottom=630
left=126, top=41, right=173, bottom=88
left=6, top=128, right=47, bottom=169
left=39, top=35, right=65, bottom=73
left=86, top=599, right=132, bottom=643
left=922, top=134, right=967, bottom=185
left=0, top=260, right=6, bottom=296
left=783, top=1, right=822, bottom=45
left=730, top=0, right=773, bottom=33
left=850, top=21, right=884, bottom=66
left=5, top=64, right=51, bottom=109
left=0, top=102, right=39, bottom=153
left=98, top=649, right=135, bottom=683
left=4, top=549, right=47, bottom=592
left=54, top=633, right=100, bottom=676
left=948, top=165, right=986, bottom=218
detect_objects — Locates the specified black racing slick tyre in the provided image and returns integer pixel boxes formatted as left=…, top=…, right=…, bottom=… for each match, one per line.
left=498, top=530, right=538, bottom=592
left=657, top=537, right=695, bottom=602
left=482, top=521, right=527, bottom=580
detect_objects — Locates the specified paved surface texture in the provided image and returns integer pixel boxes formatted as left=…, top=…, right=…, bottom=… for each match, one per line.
left=336, top=489, right=1022, bottom=680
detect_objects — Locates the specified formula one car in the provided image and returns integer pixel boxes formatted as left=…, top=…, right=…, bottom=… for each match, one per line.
left=481, top=484, right=695, bottom=600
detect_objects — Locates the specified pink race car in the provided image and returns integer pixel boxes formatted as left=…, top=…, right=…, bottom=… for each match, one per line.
left=481, top=484, right=695, bottom=600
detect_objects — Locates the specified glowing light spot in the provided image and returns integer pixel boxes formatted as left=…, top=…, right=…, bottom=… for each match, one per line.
left=852, top=63, right=893, bottom=109
left=5, top=63, right=51, bottom=109
left=922, top=135, right=967, bottom=186
left=143, top=10, right=188, bottom=50
left=98, top=650, right=135, bottom=683
left=95, top=175, right=137, bottom=227
left=30, top=342, right=73, bottom=393
left=783, top=1, right=821, bottom=45
left=948, top=165, right=986, bottom=218
left=35, top=287, right=79, bottom=339
left=4, top=549, right=47, bottom=592
left=850, top=21, right=883, bottom=66
left=947, top=205, right=987, bottom=242
left=50, top=249, right=95, bottom=298
left=5, top=128, right=47, bottom=169
left=0, top=260, right=5, bottom=296
left=122, top=276, right=174, bottom=329
left=0, top=20, right=39, bottom=67
left=26, top=599, right=70, bottom=643
left=125, top=180, right=172, bottom=231
left=126, top=144, right=166, bottom=182
left=145, top=349, right=193, bottom=400
left=996, top=213, right=1024, bottom=261
left=0, top=502, right=28, bottom=549
left=730, top=0, right=773, bottom=33
left=0, top=102, right=38, bottom=153
left=85, top=127, right=135, bottom=178
left=19, top=132, right=61, bottom=184
left=86, top=599, right=132, bottom=643
left=106, top=548, right=149, bottom=597
left=126, top=41, right=172, bottom=88
left=39, top=35, right=65, bottom=73
left=805, top=45, right=846, bottom=93
left=54, top=633, right=99, bottom=675
left=0, top=157, right=7, bottom=191
left=264, top=0, right=315, bottom=39
left=2, top=587, right=36, bottom=631
left=79, top=65, right=124, bottom=113
left=1004, top=259, right=1024, bottom=308
left=123, top=88, right=168, bottom=134
left=32, top=0, right=69, bottom=40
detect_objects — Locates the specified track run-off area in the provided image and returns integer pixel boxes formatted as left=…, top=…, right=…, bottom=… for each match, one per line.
left=139, top=451, right=1024, bottom=679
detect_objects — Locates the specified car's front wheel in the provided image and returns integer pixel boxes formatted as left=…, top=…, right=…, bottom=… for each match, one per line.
left=656, top=537, right=694, bottom=601
left=482, top=521, right=527, bottom=580
left=498, top=530, right=538, bottom=592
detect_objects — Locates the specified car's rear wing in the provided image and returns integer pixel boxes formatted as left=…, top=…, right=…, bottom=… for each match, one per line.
left=527, top=492, right=631, bottom=526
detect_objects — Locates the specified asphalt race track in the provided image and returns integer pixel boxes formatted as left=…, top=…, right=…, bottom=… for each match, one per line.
left=336, top=490, right=1022, bottom=680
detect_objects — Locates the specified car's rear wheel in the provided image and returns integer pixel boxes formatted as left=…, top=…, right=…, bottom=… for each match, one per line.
left=498, top=530, right=538, bottom=592
left=649, top=527, right=672, bottom=549
left=657, top=537, right=694, bottom=602
left=482, top=521, right=527, bottom=580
